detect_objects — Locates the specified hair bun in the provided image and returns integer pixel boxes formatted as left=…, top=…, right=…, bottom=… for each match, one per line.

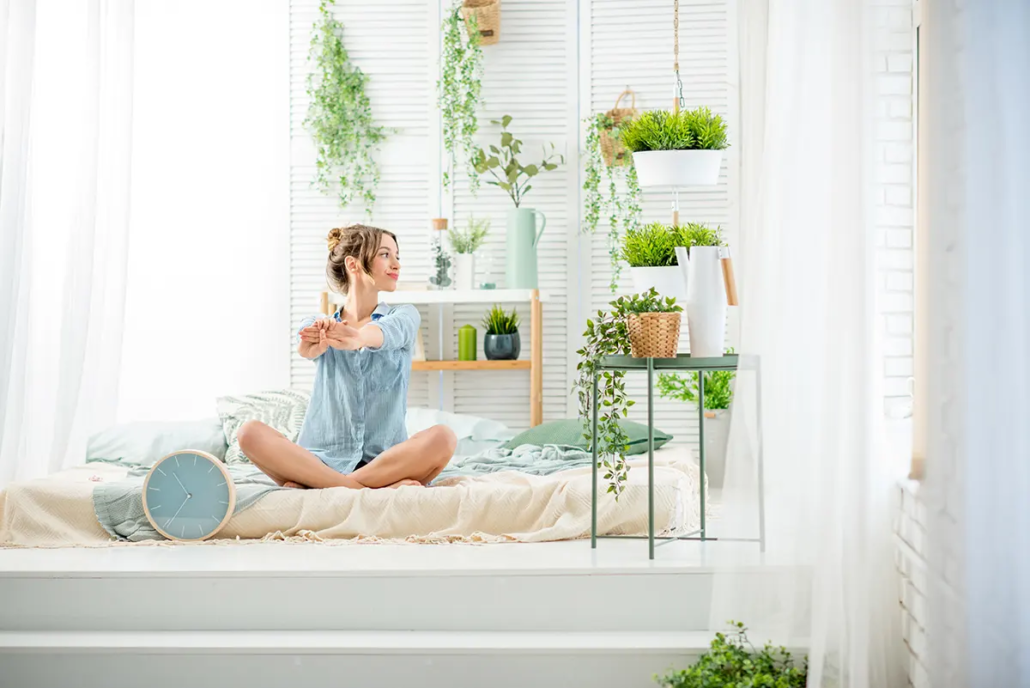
left=327, top=227, right=344, bottom=253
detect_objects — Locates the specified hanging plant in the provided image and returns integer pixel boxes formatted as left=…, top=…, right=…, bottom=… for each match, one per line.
left=439, top=0, right=484, bottom=192
left=304, top=0, right=388, bottom=214
left=582, top=113, right=643, bottom=293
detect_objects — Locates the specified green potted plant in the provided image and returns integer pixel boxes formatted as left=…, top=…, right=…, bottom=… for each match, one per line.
left=573, top=289, right=681, bottom=496
left=583, top=112, right=642, bottom=293
left=448, top=215, right=489, bottom=290
left=304, top=0, right=388, bottom=214
left=473, top=115, right=563, bottom=289
left=620, top=106, right=728, bottom=188
left=439, top=0, right=483, bottom=191
left=482, top=305, right=520, bottom=360
left=622, top=222, right=725, bottom=301
left=654, top=621, right=807, bottom=687
left=658, top=349, right=735, bottom=487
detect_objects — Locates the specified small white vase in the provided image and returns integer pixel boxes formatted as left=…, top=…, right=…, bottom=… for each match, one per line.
left=455, top=253, right=476, bottom=291
left=675, top=245, right=727, bottom=358
left=629, top=266, right=687, bottom=301
left=633, top=149, right=723, bottom=188
left=698, top=409, right=730, bottom=488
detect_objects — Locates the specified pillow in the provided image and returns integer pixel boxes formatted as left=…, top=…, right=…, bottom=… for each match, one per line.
left=86, top=418, right=229, bottom=467
left=502, top=418, right=672, bottom=455
left=405, top=407, right=513, bottom=443
left=216, top=389, right=310, bottom=465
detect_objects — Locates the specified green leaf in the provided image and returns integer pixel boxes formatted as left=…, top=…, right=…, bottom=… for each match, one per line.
left=524, top=164, right=538, bottom=177
left=501, top=132, right=513, bottom=147
left=487, top=156, right=500, bottom=169
left=489, top=145, right=499, bottom=154
left=501, top=114, right=512, bottom=127
left=544, top=163, right=558, bottom=171
left=497, top=181, right=512, bottom=191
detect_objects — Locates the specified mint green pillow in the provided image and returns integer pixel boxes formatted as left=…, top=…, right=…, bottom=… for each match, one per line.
left=503, top=419, right=672, bottom=455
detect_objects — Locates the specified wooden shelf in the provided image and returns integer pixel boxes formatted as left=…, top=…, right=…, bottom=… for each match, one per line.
left=412, top=360, right=531, bottom=371
left=327, top=288, right=547, bottom=306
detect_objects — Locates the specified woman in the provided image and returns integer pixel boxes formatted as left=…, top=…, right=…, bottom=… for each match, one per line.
left=238, top=224, right=457, bottom=489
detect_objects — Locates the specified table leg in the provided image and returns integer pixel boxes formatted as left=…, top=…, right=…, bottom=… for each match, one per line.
left=591, top=372, right=599, bottom=549
left=756, top=359, right=766, bottom=553
left=698, top=369, right=706, bottom=541
left=647, top=357, right=655, bottom=560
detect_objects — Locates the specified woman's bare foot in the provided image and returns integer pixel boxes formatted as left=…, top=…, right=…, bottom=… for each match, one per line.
left=385, top=479, right=422, bottom=489
left=282, top=481, right=308, bottom=489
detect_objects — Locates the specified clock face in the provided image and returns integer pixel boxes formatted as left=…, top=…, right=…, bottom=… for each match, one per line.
left=143, top=451, right=235, bottom=541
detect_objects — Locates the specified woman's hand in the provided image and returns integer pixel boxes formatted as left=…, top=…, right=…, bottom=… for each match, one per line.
left=326, top=320, right=364, bottom=350
left=298, top=319, right=331, bottom=359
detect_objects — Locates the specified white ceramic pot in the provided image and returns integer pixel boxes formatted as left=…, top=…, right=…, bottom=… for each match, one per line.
left=633, top=149, right=723, bottom=188
left=629, top=266, right=687, bottom=301
left=697, top=409, right=729, bottom=488
left=454, top=253, right=476, bottom=291
left=675, top=246, right=727, bottom=358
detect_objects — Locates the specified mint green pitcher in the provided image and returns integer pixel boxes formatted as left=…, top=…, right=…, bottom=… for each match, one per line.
left=506, top=208, right=545, bottom=289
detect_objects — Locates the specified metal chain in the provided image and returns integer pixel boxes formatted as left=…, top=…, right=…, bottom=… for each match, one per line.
left=673, top=0, right=684, bottom=109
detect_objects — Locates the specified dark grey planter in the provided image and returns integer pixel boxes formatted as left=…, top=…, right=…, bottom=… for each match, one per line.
left=484, top=332, right=521, bottom=360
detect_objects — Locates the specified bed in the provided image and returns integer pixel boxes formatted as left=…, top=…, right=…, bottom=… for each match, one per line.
left=0, top=444, right=703, bottom=548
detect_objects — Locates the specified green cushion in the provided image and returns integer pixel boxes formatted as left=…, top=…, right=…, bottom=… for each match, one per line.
left=502, top=418, right=672, bottom=455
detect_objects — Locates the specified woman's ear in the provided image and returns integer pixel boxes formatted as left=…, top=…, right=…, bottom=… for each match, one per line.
left=344, top=255, right=360, bottom=274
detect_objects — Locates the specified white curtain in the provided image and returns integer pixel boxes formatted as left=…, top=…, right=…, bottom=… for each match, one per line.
left=0, top=0, right=134, bottom=486
left=712, top=0, right=906, bottom=685
left=923, top=1, right=1030, bottom=686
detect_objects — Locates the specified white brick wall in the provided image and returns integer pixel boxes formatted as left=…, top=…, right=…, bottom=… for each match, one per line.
left=896, top=480, right=930, bottom=688
left=874, top=1, right=916, bottom=415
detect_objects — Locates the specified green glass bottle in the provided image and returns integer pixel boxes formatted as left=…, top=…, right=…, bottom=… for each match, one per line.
left=458, top=324, right=477, bottom=361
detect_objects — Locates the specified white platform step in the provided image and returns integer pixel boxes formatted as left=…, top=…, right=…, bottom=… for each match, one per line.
left=0, top=630, right=715, bottom=688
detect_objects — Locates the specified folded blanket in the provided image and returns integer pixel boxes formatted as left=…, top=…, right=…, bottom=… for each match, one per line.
left=435, top=443, right=593, bottom=479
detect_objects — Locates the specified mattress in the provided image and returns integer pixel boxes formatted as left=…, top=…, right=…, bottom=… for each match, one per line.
left=0, top=445, right=703, bottom=547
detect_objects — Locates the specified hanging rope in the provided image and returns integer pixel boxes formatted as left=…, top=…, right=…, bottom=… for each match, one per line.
left=673, top=0, right=684, bottom=111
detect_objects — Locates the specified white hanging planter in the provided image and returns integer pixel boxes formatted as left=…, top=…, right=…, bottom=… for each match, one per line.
left=633, top=149, right=723, bottom=188
left=629, top=266, right=687, bottom=301
left=454, top=253, right=476, bottom=291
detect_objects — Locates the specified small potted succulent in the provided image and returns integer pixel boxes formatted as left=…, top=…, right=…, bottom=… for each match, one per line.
left=448, top=215, right=490, bottom=290
left=619, top=106, right=728, bottom=188
left=658, top=349, right=735, bottom=487
left=482, top=305, right=520, bottom=360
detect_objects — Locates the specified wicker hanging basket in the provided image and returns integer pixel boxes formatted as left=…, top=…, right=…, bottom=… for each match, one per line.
left=461, top=0, right=501, bottom=46
left=627, top=312, right=681, bottom=358
left=600, top=89, right=638, bottom=167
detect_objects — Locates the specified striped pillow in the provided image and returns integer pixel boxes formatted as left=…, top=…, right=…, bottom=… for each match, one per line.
left=216, top=389, right=310, bottom=465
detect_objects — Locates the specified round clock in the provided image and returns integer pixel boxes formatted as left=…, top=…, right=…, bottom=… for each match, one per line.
left=142, top=450, right=237, bottom=542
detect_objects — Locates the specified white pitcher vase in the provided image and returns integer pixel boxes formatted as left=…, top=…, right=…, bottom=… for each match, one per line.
left=674, top=246, right=726, bottom=358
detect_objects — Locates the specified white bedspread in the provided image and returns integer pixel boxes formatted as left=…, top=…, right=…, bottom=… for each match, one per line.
left=0, top=446, right=702, bottom=547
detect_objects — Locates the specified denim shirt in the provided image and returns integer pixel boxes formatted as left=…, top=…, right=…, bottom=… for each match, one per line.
left=295, top=302, right=420, bottom=474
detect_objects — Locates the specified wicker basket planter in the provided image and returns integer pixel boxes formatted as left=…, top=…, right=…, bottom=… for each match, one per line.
left=627, top=312, right=681, bottom=358
left=600, top=89, right=638, bottom=167
left=461, top=0, right=500, bottom=45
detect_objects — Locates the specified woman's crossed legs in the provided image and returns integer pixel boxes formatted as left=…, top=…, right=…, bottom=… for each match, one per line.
left=236, top=421, right=457, bottom=490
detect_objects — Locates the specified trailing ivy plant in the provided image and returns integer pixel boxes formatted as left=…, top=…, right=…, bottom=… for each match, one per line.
left=658, top=349, right=736, bottom=411
left=305, top=0, right=388, bottom=214
left=654, top=621, right=807, bottom=688
left=574, top=289, right=680, bottom=496
left=582, top=113, right=643, bottom=293
left=473, top=115, right=564, bottom=208
left=438, top=0, right=484, bottom=192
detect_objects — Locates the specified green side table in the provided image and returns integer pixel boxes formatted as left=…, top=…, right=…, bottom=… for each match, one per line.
left=589, top=353, right=766, bottom=559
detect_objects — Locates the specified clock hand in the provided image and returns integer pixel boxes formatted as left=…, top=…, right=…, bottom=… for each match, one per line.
left=172, top=472, right=190, bottom=497
left=167, top=495, right=190, bottom=526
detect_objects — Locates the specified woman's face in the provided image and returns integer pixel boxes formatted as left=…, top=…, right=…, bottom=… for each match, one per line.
left=365, top=233, right=400, bottom=292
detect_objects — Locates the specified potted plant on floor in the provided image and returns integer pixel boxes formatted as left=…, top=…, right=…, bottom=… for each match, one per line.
left=482, top=305, right=520, bottom=360
left=619, top=106, right=728, bottom=188
left=573, top=288, right=681, bottom=497
left=473, top=115, right=563, bottom=289
left=657, top=349, right=735, bottom=488
left=448, top=215, right=490, bottom=290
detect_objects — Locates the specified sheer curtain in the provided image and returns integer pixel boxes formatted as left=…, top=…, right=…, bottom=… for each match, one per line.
left=923, top=1, right=1030, bottom=686
left=0, top=0, right=134, bottom=486
left=712, top=0, right=906, bottom=685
